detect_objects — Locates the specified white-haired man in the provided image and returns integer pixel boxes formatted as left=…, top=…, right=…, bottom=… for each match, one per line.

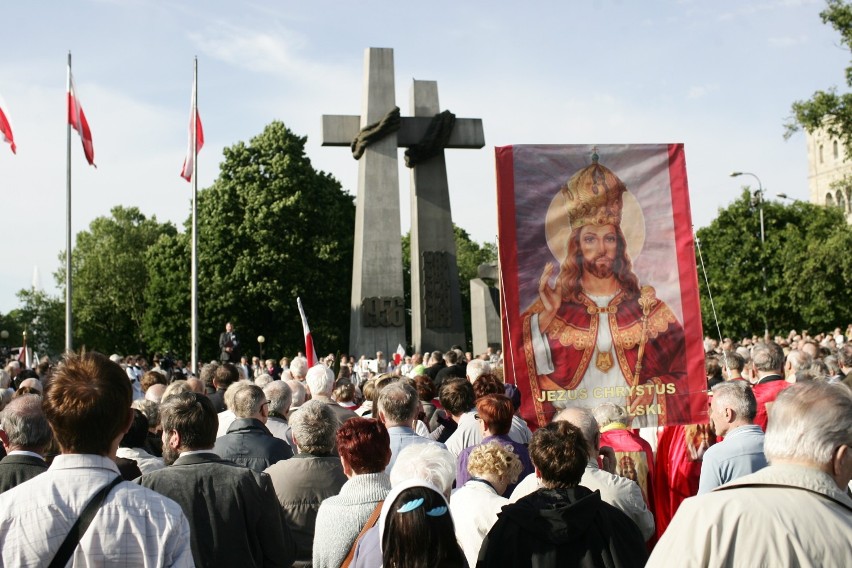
left=698, top=382, right=766, bottom=494
left=465, top=358, right=491, bottom=384
left=302, top=364, right=357, bottom=426
left=263, top=381, right=295, bottom=451
left=289, top=357, right=309, bottom=382
left=648, top=381, right=852, bottom=566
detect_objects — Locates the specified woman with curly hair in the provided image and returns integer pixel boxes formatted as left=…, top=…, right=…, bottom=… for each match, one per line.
left=450, top=441, right=523, bottom=568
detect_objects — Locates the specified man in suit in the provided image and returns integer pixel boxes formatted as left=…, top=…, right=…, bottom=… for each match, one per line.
left=0, top=394, right=51, bottom=492
left=213, top=384, right=293, bottom=472
left=140, top=391, right=294, bottom=568
left=219, top=322, right=241, bottom=363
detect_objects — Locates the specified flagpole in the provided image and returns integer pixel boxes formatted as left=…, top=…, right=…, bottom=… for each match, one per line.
left=191, top=56, right=199, bottom=376
left=65, top=51, right=73, bottom=353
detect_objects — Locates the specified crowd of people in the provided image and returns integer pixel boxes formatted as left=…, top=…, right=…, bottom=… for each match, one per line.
left=0, top=328, right=850, bottom=566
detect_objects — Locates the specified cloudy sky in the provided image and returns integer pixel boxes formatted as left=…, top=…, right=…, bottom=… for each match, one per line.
left=0, top=0, right=845, bottom=313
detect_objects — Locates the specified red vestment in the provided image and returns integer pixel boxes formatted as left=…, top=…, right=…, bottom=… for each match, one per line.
left=653, top=424, right=715, bottom=540
left=600, top=425, right=656, bottom=516
left=752, top=377, right=790, bottom=431
left=522, top=286, right=689, bottom=427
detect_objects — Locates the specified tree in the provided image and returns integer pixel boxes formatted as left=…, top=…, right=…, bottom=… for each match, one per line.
left=10, top=289, right=65, bottom=357
left=695, top=190, right=852, bottom=339
left=58, top=206, right=177, bottom=353
left=142, top=232, right=191, bottom=356
left=785, top=1, right=852, bottom=149
left=401, top=225, right=497, bottom=351
left=185, top=121, right=354, bottom=361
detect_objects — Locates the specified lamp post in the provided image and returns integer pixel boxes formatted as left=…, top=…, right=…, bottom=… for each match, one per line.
left=731, top=171, right=769, bottom=339
left=257, top=335, right=265, bottom=361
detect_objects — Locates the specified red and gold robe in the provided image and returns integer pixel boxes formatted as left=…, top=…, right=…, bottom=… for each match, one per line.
left=522, top=285, right=688, bottom=427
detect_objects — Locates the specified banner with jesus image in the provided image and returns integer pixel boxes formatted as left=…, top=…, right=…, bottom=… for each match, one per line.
left=496, top=144, right=706, bottom=428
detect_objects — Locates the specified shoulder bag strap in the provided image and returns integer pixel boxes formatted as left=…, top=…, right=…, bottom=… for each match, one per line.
left=340, top=499, right=384, bottom=568
left=48, top=476, right=124, bottom=568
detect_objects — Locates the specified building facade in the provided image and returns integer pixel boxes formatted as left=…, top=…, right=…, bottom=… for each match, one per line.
left=806, top=128, right=852, bottom=222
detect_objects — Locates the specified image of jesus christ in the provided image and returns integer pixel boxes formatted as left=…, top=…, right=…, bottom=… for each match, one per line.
left=521, top=153, right=687, bottom=427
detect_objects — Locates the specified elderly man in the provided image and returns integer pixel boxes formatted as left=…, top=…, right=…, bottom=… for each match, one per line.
left=479, top=421, right=648, bottom=567
left=289, top=356, right=309, bottom=382
left=377, top=381, right=445, bottom=473
left=213, top=384, right=292, bottom=472
left=304, top=364, right=358, bottom=425
left=512, top=406, right=655, bottom=541
left=783, top=349, right=812, bottom=382
left=139, top=391, right=294, bottom=568
left=0, top=394, right=52, bottom=492
left=649, top=381, right=852, bottom=566
left=0, top=352, right=192, bottom=566
left=265, top=400, right=347, bottom=567
left=263, top=380, right=295, bottom=450
left=749, top=341, right=790, bottom=431
left=698, top=382, right=767, bottom=494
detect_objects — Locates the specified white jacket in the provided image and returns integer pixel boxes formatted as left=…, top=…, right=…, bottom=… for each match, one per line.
left=648, top=463, right=852, bottom=567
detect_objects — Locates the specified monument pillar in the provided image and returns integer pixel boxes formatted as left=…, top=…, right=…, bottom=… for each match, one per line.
left=322, top=48, right=484, bottom=358
left=409, top=80, right=465, bottom=353
left=344, top=48, right=407, bottom=357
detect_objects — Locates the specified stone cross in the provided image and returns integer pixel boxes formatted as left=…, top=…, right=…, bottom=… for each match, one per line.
left=322, top=47, right=484, bottom=357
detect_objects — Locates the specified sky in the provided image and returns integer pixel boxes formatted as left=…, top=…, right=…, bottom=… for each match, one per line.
left=0, top=0, right=847, bottom=314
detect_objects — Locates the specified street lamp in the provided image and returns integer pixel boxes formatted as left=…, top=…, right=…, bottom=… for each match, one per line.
left=731, top=171, right=769, bottom=339
left=257, top=335, right=265, bottom=360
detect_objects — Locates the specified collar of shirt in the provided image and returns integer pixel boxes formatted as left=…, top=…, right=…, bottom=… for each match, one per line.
left=50, top=454, right=121, bottom=474
left=7, top=450, right=45, bottom=459
left=179, top=449, right=215, bottom=458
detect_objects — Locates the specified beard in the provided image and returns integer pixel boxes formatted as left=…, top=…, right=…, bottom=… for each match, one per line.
left=583, top=255, right=615, bottom=279
left=161, top=443, right=179, bottom=466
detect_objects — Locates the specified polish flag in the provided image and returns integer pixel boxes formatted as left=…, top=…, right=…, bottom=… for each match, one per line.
left=297, top=297, right=319, bottom=366
left=394, top=343, right=406, bottom=366
left=68, top=72, right=95, bottom=167
left=0, top=97, right=16, bottom=154
left=180, top=78, right=204, bottom=181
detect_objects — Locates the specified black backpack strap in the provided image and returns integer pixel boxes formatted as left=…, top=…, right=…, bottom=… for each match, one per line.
left=48, top=476, right=124, bottom=568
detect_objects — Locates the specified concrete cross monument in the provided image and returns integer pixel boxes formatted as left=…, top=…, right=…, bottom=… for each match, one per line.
left=322, top=47, right=484, bottom=357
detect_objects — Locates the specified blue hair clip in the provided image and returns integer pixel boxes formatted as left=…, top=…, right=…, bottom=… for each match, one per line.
left=396, top=498, right=424, bottom=513
left=426, top=505, right=448, bottom=517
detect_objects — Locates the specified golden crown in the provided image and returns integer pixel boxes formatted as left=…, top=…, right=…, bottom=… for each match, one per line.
left=561, top=151, right=626, bottom=230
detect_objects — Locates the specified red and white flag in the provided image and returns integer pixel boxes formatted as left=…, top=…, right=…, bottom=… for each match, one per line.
left=67, top=71, right=95, bottom=167
left=297, top=297, right=319, bottom=367
left=394, top=343, right=405, bottom=366
left=0, top=96, right=16, bottom=154
left=180, top=76, right=204, bottom=181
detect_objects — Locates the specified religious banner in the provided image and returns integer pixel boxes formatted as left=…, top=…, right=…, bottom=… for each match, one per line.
left=496, top=144, right=706, bottom=428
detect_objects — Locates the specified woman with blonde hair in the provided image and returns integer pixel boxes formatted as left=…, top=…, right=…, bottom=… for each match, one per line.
left=450, top=441, right=523, bottom=568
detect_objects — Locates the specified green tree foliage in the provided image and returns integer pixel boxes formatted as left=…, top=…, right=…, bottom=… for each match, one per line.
left=186, top=121, right=354, bottom=361
left=143, top=232, right=191, bottom=356
left=786, top=1, right=852, bottom=149
left=57, top=206, right=177, bottom=353
left=401, top=225, right=497, bottom=350
left=696, top=190, right=852, bottom=338
left=11, top=289, right=65, bottom=357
